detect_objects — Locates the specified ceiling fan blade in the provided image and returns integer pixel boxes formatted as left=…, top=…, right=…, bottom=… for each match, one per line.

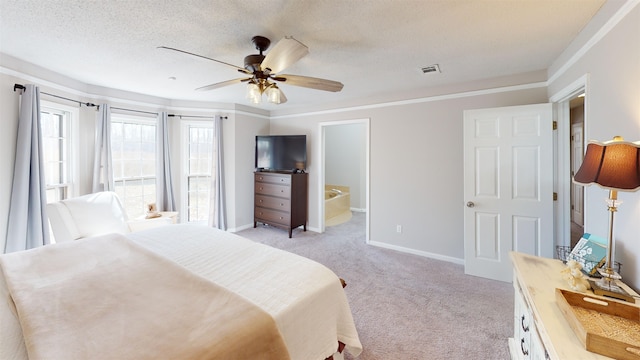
left=277, top=74, right=344, bottom=92
left=261, top=36, right=309, bottom=74
left=195, top=78, right=247, bottom=92
left=157, top=46, right=250, bottom=74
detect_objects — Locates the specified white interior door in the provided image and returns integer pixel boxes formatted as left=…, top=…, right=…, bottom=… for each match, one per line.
left=463, top=104, right=553, bottom=282
left=570, top=123, right=584, bottom=227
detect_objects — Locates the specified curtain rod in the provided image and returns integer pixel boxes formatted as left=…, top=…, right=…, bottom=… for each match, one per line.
left=13, top=83, right=228, bottom=120
left=14, top=83, right=98, bottom=108
left=168, top=114, right=227, bottom=119
left=110, top=106, right=157, bottom=116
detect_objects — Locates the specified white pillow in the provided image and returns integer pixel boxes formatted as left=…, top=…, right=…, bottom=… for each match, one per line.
left=62, top=193, right=130, bottom=238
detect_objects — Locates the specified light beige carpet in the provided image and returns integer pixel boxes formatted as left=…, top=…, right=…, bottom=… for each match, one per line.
left=238, top=213, right=514, bottom=360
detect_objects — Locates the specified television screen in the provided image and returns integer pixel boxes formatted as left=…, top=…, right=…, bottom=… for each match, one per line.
left=255, top=135, right=307, bottom=171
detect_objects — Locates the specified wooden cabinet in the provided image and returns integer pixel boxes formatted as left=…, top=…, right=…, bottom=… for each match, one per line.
left=509, top=252, right=639, bottom=360
left=511, top=269, right=549, bottom=360
left=254, top=172, right=308, bottom=238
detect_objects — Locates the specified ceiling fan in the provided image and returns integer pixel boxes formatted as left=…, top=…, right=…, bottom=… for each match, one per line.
left=158, top=36, right=344, bottom=104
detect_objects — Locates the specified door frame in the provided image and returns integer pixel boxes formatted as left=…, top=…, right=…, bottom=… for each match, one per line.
left=550, top=74, right=590, bottom=247
left=318, top=118, right=370, bottom=242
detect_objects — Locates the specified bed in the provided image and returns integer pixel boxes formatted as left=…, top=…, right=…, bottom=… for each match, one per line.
left=0, top=224, right=362, bottom=359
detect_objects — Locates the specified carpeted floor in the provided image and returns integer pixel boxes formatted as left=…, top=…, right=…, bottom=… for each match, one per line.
left=238, top=212, right=513, bottom=360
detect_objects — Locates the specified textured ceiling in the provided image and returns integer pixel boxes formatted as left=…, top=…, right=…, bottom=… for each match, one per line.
left=0, top=0, right=606, bottom=111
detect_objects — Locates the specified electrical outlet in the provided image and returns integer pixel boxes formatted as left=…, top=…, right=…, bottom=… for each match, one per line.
left=396, top=225, right=402, bottom=233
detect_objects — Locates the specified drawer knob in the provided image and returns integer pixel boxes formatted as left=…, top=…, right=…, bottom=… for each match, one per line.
left=279, top=216, right=284, bottom=219
left=280, top=203, right=284, bottom=206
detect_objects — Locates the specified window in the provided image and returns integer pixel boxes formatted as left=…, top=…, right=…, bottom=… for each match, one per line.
left=41, top=102, right=77, bottom=203
left=111, top=115, right=156, bottom=219
left=182, top=121, right=213, bottom=223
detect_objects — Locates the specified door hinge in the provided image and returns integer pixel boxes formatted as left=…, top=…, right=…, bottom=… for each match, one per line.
left=553, top=121, right=558, bottom=130
left=553, top=192, right=558, bottom=201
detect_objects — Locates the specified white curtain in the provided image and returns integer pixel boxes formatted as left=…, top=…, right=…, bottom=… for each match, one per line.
left=5, top=84, right=50, bottom=252
left=156, top=111, right=176, bottom=211
left=208, top=115, right=226, bottom=230
left=92, top=104, right=114, bottom=192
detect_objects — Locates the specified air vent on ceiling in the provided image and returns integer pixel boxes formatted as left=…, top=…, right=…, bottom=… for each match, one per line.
left=421, top=64, right=441, bottom=74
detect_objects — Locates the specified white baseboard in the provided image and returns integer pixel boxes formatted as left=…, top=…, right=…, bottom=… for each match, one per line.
left=228, top=223, right=254, bottom=233
left=367, top=241, right=464, bottom=265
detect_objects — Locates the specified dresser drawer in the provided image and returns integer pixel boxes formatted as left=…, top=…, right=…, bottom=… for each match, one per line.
left=255, top=173, right=291, bottom=185
left=255, top=183, right=290, bottom=197
left=255, top=208, right=289, bottom=227
left=255, top=195, right=291, bottom=212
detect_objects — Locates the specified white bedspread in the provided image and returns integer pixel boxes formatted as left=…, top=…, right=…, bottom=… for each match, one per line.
left=0, top=224, right=362, bottom=360
left=1, top=233, right=290, bottom=360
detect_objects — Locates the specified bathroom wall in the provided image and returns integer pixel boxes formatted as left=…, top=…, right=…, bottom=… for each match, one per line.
left=325, top=123, right=367, bottom=210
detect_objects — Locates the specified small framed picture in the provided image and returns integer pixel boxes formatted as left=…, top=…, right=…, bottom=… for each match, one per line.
left=147, top=203, right=157, bottom=214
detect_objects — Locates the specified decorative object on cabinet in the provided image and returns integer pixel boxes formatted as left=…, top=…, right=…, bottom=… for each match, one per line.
left=556, top=245, right=621, bottom=275
left=573, top=136, right=640, bottom=302
left=560, top=260, right=591, bottom=293
left=254, top=171, right=308, bottom=238
left=555, top=288, right=640, bottom=360
left=567, top=233, right=607, bottom=276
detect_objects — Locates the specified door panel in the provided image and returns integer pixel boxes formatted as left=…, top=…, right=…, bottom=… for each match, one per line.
left=464, top=104, right=553, bottom=282
left=476, top=147, right=499, bottom=197
left=513, top=216, right=539, bottom=255
left=513, top=146, right=539, bottom=200
left=476, top=212, right=499, bottom=260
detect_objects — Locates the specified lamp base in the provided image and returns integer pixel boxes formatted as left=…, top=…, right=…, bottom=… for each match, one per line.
left=588, top=278, right=635, bottom=303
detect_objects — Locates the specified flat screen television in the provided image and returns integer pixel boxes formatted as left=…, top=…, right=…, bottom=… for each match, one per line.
left=255, top=135, right=307, bottom=172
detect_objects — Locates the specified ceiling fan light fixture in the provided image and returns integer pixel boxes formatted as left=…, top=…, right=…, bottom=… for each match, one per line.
left=266, top=84, right=281, bottom=104
left=162, top=35, right=340, bottom=106
left=246, top=81, right=261, bottom=104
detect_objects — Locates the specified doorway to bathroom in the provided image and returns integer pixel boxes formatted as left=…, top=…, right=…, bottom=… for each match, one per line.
left=319, top=119, right=370, bottom=242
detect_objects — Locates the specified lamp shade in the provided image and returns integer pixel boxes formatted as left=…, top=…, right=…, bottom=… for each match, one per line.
left=573, top=137, right=640, bottom=191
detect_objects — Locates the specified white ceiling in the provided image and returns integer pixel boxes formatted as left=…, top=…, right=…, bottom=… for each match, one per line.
left=0, top=0, right=606, bottom=111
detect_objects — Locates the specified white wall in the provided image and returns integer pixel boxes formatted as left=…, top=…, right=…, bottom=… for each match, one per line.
left=270, top=85, right=548, bottom=261
left=228, top=109, right=270, bottom=231
left=548, top=3, right=640, bottom=290
left=0, top=74, right=20, bottom=252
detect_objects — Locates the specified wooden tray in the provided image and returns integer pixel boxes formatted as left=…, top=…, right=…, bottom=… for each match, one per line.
left=555, top=288, right=640, bottom=359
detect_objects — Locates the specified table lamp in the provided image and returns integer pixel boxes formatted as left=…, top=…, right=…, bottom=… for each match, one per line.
left=573, top=136, right=640, bottom=302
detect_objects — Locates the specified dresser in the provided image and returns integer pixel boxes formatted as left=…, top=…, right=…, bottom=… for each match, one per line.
left=254, top=172, right=308, bottom=238
left=509, top=252, right=639, bottom=360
